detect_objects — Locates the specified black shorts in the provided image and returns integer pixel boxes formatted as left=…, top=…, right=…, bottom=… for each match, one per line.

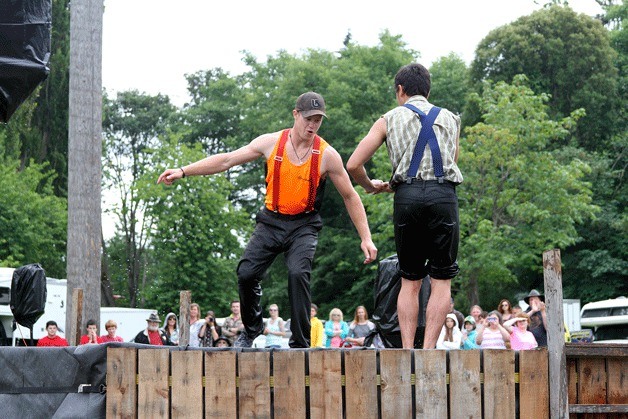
left=393, top=179, right=460, bottom=280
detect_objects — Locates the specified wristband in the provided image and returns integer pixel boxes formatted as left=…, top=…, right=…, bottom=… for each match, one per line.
left=179, top=167, right=186, bottom=178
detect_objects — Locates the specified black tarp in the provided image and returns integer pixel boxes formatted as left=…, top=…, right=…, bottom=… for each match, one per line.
left=365, top=254, right=431, bottom=348
left=0, top=343, right=109, bottom=418
left=0, top=0, right=52, bottom=122
left=10, top=263, right=47, bottom=329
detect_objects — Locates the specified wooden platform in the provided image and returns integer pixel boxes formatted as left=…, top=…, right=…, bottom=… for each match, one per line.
left=106, top=346, right=555, bottom=419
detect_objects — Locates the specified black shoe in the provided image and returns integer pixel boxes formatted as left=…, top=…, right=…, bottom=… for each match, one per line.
left=234, top=332, right=255, bottom=348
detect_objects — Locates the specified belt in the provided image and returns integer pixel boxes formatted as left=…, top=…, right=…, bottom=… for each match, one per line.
left=262, top=207, right=319, bottom=221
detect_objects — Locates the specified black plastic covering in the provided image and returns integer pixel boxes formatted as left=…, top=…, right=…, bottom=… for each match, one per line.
left=0, top=0, right=52, bottom=123
left=0, top=343, right=109, bottom=418
left=10, top=263, right=47, bottom=329
left=365, top=254, right=431, bottom=348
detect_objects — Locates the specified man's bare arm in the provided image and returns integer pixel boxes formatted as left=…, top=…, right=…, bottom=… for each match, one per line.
left=346, top=117, right=390, bottom=194
left=157, top=133, right=275, bottom=185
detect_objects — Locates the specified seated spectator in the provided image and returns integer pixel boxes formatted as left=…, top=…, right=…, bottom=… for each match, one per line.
left=475, top=311, right=509, bottom=349
left=263, top=304, right=286, bottom=348
left=162, top=313, right=179, bottom=345
left=497, top=299, right=514, bottom=322
left=100, top=319, right=124, bottom=343
left=80, top=319, right=102, bottom=344
left=37, top=320, right=69, bottom=347
left=436, top=313, right=462, bottom=350
left=134, top=313, right=171, bottom=345
left=503, top=314, right=538, bottom=350
left=325, top=308, right=349, bottom=348
left=345, top=305, right=376, bottom=347
left=461, top=316, right=479, bottom=350
left=469, top=305, right=483, bottom=323
left=214, top=337, right=231, bottom=348
left=199, top=310, right=222, bottom=347
left=310, top=304, right=324, bottom=348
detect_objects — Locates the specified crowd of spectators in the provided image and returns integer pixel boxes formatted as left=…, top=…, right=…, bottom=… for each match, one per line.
left=35, top=288, right=551, bottom=351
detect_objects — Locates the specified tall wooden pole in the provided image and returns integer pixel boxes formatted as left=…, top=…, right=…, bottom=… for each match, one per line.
left=544, top=249, right=568, bottom=418
left=66, top=0, right=103, bottom=340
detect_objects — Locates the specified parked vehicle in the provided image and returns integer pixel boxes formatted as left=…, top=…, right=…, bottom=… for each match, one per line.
left=580, top=296, right=628, bottom=344
left=0, top=267, right=156, bottom=345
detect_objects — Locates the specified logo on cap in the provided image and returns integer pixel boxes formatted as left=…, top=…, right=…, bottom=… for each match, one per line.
left=311, top=99, right=321, bottom=108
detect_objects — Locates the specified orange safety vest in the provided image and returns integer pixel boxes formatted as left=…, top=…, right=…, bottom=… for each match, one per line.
left=264, top=129, right=328, bottom=215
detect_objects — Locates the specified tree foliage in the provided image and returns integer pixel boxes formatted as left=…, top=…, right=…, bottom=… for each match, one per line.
left=30, top=0, right=71, bottom=196
left=456, top=76, right=598, bottom=309
left=102, top=90, right=176, bottom=307
left=428, top=53, right=470, bottom=116
left=469, top=5, right=619, bottom=152
left=140, top=136, right=250, bottom=316
left=0, top=157, right=67, bottom=276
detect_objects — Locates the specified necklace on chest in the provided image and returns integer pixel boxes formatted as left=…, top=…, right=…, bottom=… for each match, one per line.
left=289, top=131, right=313, bottom=163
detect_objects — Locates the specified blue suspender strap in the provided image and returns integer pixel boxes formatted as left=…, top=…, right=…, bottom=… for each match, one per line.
left=403, top=104, right=444, bottom=183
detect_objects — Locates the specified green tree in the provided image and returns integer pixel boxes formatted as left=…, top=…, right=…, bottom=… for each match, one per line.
left=0, top=158, right=67, bottom=276
left=429, top=53, right=469, bottom=116
left=141, top=136, right=250, bottom=317
left=469, top=5, right=619, bottom=152
left=30, top=0, right=71, bottom=196
left=0, top=96, right=67, bottom=276
left=102, top=90, right=176, bottom=307
left=457, top=76, right=598, bottom=309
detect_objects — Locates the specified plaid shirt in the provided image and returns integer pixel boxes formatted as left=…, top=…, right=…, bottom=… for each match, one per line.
left=384, top=95, right=463, bottom=184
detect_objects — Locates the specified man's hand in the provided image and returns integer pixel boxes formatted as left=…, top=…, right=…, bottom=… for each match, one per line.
left=157, top=168, right=184, bottom=186
left=361, top=239, right=378, bottom=264
left=369, top=179, right=392, bottom=194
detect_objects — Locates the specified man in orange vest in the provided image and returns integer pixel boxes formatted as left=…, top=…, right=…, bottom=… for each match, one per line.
left=157, top=92, right=378, bottom=348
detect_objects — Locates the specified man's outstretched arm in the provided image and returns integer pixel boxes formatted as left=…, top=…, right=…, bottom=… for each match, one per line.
left=157, top=134, right=272, bottom=185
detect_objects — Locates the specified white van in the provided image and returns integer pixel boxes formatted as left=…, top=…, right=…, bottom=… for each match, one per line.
left=580, top=296, right=628, bottom=343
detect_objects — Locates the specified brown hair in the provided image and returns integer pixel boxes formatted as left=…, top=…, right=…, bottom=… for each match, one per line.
left=353, top=306, right=369, bottom=323
left=497, top=299, right=512, bottom=315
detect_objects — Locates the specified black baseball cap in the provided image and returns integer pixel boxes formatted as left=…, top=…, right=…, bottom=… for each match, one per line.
left=295, top=92, right=327, bottom=118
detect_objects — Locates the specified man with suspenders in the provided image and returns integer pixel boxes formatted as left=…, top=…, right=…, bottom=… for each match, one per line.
left=347, top=63, right=463, bottom=349
left=157, top=92, right=378, bottom=348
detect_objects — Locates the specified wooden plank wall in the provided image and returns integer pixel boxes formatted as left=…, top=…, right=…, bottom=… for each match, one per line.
left=106, top=347, right=552, bottom=419
left=566, top=344, right=628, bottom=419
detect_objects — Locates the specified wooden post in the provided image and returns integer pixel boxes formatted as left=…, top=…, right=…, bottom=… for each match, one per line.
left=66, top=0, right=103, bottom=341
left=179, top=291, right=191, bottom=346
left=543, top=249, right=568, bottom=419
left=70, top=288, right=84, bottom=346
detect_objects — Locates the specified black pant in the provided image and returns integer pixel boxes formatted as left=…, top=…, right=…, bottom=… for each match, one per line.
left=393, top=179, right=460, bottom=280
left=236, top=209, right=322, bottom=348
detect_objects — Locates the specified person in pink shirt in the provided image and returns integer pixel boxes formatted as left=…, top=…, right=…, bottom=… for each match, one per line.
left=100, top=319, right=124, bottom=343
left=503, top=314, right=538, bottom=350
